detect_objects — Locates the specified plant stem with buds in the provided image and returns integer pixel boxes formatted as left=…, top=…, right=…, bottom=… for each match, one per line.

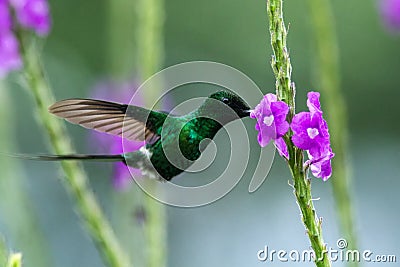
left=267, top=1, right=331, bottom=266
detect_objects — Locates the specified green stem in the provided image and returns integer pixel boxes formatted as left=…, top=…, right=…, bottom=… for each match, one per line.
left=106, top=0, right=167, bottom=266
left=0, top=82, right=51, bottom=267
left=135, top=0, right=167, bottom=267
left=136, top=0, right=165, bottom=102
left=15, top=32, right=130, bottom=267
left=307, top=0, right=358, bottom=262
left=106, top=1, right=147, bottom=265
left=142, top=182, right=166, bottom=267
left=106, top=0, right=137, bottom=79
left=267, top=1, right=331, bottom=267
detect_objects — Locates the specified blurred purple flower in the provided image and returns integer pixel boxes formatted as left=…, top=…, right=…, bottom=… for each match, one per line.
left=89, top=79, right=145, bottom=190
left=250, top=93, right=289, bottom=149
left=0, top=0, right=21, bottom=77
left=380, top=0, right=400, bottom=31
left=89, top=79, right=171, bottom=189
left=0, top=0, right=12, bottom=31
left=0, top=0, right=50, bottom=77
left=291, top=92, right=334, bottom=180
left=10, top=0, right=51, bottom=35
left=0, top=31, right=22, bottom=77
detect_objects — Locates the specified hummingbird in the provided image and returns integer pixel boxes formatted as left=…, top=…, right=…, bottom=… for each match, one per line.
left=23, top=90, right=251, bottom=181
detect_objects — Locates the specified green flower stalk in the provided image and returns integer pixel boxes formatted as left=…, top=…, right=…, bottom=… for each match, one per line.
left=136, top=0, right=167, bottom=266
left=307, top=0, right=359, bottom=263
left=135, top=0, right=164, bottom=82
left=106, top=0, right=167, bottom=266
left=15, top=31, right=131, bottom=267
left=142, top=182, right=166, bottom=267
left=106, top=1, right=148, bottom=266
left=266, top=1, right=331, bottom=266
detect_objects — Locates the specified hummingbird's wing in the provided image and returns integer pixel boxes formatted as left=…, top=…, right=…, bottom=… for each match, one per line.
left=49, top=99, right=168, bottom=143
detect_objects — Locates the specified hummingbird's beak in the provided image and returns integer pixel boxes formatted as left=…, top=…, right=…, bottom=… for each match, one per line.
left=242, top=109, right=252, bottom=117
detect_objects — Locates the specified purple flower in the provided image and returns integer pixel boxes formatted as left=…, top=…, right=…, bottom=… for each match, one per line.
left=380, top=0, right=400, bottom=31
left=275, top=137, right=289, bottom=159
left=250, top=93, right=289, bottom=149
left=89, top=79, right=145, bottom=190
left=306, top=146, right=334, bottom=181
left=291, top=92, right=334, bottom=180
left=291, top=112, right=329, bottom=156
left=0, top=31, right=22, bottom=77
left=10, top=0, right=51, bottom=35
left=0, top=0, right=12, bottom=32
left=0, top=0, right=21, bottom=77
left=0, top=0, right=50, bottom=77
left=307, top=90, right=322, bottom=115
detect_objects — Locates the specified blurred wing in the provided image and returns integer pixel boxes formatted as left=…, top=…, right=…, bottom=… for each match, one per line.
left=49, top=99, right=167, bottom=143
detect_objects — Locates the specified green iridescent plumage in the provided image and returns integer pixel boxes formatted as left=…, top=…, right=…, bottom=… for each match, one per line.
left=33, top=91, right=251, bottom=181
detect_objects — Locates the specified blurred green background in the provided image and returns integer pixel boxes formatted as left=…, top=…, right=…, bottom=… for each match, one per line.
left=1, top=0, right=399, bottom=266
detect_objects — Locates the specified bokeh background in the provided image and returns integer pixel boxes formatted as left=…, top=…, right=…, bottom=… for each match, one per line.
left=1, top=0, right=399, bottom=266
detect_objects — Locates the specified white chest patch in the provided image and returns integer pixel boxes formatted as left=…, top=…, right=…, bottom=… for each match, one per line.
left=139, top=146, right=152, bottom=159
left=137, top=146, right=161, bottom=180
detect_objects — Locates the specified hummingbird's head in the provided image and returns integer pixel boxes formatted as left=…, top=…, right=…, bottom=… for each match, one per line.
left=208, top=90, right=251, bottom=118
left=197, top=90, right=251, bottom=125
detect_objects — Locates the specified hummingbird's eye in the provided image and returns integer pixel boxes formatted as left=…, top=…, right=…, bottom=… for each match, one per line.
left=221, top=97, right=230, bottom=104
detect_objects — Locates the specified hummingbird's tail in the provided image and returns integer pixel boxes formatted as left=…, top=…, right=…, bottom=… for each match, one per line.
left=5, top=153, right=125, bottom=163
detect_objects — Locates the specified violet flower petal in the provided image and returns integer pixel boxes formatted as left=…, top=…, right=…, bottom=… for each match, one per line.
left=275, top=137, right=289, bottom=159
left=250, top=93, right=290, bottom=148
left=291, top=91, right=334, bottom=180
left=291, top=112, right=313, bottom=150
left=307, top=91, right=322, bottom=115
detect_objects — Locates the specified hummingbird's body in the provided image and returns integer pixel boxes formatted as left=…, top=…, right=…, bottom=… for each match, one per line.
left=35, top=91, right=251, bottom=181
left=128, top=115, right=222, bottom=180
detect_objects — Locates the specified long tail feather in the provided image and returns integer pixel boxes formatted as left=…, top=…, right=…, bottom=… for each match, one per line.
left=5, top=153, right=124, bottom=162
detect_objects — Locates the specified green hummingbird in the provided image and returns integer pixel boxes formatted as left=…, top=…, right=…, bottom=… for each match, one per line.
left=25, top=90, right=251, bottom=181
